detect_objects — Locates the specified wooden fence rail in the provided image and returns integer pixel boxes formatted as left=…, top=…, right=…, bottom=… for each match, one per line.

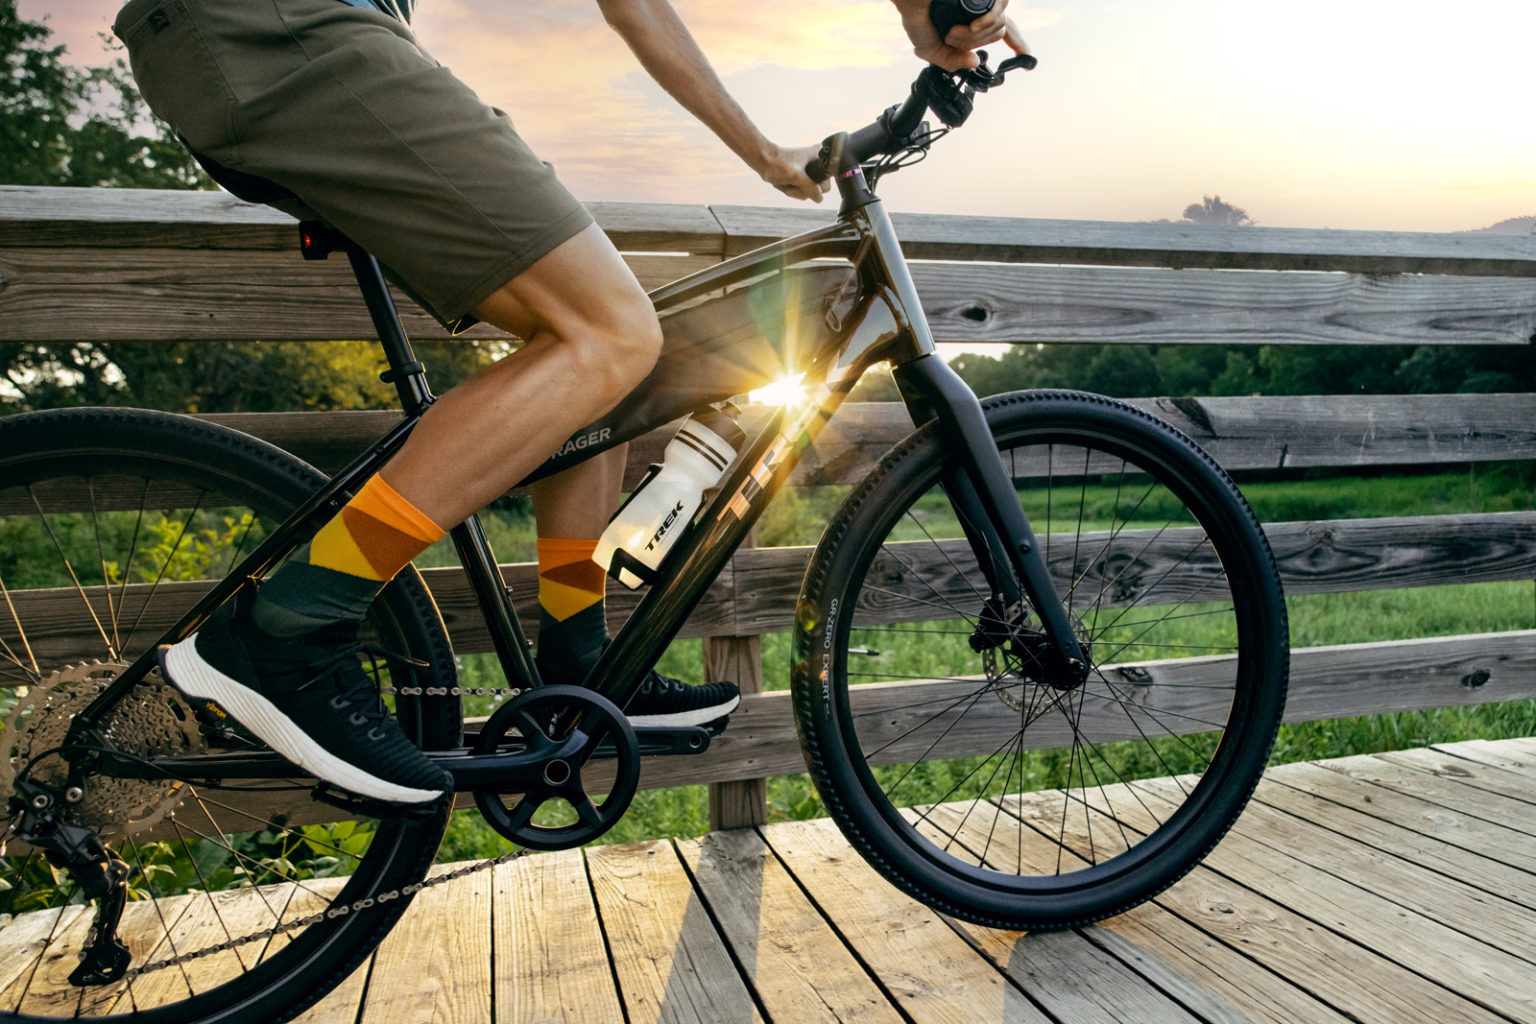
left=2, top=185, right=1534, bottom=828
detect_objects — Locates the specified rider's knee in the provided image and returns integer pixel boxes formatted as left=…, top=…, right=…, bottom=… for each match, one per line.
left=571, top=298, right=662, bottom=406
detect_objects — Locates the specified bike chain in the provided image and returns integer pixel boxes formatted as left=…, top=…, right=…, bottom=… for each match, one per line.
left=381, top=685, right=523, bottom=698
left=121, top=842, right=533, bottom=984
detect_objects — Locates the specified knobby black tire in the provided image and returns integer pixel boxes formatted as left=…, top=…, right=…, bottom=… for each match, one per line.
left=792, top=391, right=1289, bottom=930
left=0, top=408, right=458, bottom=1023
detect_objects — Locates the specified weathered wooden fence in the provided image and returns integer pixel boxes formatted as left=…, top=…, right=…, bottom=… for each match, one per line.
left=3, top=184, right=1535, bottom=829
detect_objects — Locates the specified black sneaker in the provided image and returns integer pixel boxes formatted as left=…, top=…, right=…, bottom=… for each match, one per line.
left=536, top=648, right=740, bottom=732
left=159, top=595, right=451, bottom=804
left=626, top=671, right=740, bottom=731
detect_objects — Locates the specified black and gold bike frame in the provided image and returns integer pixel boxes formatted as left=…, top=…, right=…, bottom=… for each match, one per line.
left=73, top=166, right=1087, bottom=778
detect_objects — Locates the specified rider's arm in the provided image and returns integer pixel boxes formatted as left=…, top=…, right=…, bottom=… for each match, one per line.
left=889, top=0, right=1029, bottom=70
left=595, top=0, right=824, bottom=201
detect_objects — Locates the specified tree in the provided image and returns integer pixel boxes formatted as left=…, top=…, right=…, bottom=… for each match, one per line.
left=1180, top=195, right=1254, bottom=227
left=0, top=1, right=505, bottom=414
left=0, top=0, right=206, bottom=188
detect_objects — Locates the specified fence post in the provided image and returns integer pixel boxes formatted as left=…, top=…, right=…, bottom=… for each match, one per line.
left=705, top=529, right=767, bottom=830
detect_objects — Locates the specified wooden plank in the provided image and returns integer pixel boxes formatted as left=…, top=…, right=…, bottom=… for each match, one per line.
left=199, top=394, right=1536, bottom=481
left=585, top=840, right=764, bottom=1024
left=12, top=243, right=1536, bottom=347
left=0, top=906, right=88, bottom=1013
left=1321, top=753, right=1536, bottom=836
left=952, top=925, right=1206, bottom=1024
left=709, top=204, right=1536, bottom=276
left=1433, top=737, right=1536, bottom=775
left=764, top=817, right=1046, bottom=1023
left=113, top=887, right=292, bottom=1013
left=5, top=394, right=1514, bottom=497
left=1143, top=778, right=1536, bottom=964
left=731, top=512, right=1536, bottom=636
left=913, top=261, right=1536, bottom=347
left=1087, top=913, right=1355, bottom=1024
left=1121, top=779, right=1536, bottom=1021
left=0, top=246, right=718, bottom=341
left=1257, top=766, right=1536, bottom=910
left=998, top=786, right=1512, bottom=1024
left=1374, top=746, right=1536, bottom=809
left=1277, top=759, right=1536, bottom=875
left=676, top=828, right=903, bottom=1024
left=918, top=796, right=1396, bottom=1024
left=632, top=631, right=1536, bottom=792
left=0, top=187, right=727, bottom=254
left=912, top=802, right=1309, bottom=1024
left=14, top=188, right=1536, bottom=276
left=358, top=863, right=493, bottom=1024
left=491, top=849, right=625, bottom=1024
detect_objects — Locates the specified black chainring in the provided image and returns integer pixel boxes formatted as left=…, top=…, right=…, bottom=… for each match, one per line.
left=471, top=685, right=640, bottom=851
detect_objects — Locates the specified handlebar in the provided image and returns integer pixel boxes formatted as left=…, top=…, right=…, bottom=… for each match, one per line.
left=802, top=0, right=1034, bottom=186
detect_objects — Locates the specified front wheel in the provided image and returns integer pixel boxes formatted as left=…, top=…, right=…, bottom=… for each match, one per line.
left=793, top=390, right=1288, bottom=930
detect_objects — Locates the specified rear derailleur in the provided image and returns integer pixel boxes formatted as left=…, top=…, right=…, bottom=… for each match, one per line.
left=7, top=770, right=132, bottom=986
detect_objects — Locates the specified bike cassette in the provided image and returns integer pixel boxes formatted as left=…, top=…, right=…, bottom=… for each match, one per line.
left=1, top=661, right=204, bottom=841
left=472, top=685, right=640, bottom=851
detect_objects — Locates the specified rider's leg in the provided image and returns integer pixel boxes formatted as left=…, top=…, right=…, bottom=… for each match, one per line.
left=530, top=449, right=626, bottom=685
left=527, top=449, right=741, bottom=728
left=165, top=227, right=665, bottom=803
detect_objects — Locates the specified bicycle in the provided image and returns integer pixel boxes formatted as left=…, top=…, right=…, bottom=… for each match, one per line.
left=0, top=27, right=1289, bottom=1024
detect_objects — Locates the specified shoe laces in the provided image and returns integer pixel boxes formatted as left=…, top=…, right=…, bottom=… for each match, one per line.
left=300, top=642, right=427, bottom=743
left=636, top=670, right=686, bottom=699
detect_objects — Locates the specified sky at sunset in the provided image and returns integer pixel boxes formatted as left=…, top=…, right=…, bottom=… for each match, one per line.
left=27, top=0, right=1536, bottom=232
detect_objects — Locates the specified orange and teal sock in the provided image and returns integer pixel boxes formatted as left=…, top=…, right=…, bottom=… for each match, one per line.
left=252, top=474, right=445, bottom=637
left=534, top=537, right=609, bottom=683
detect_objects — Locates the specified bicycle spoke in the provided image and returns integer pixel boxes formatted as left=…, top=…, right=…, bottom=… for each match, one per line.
left=29, top=486, right=116, bottom=661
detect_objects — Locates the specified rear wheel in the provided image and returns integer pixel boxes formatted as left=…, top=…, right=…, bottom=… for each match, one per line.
left=794, top=391, right=1288, bottom=929
left=0, top=408, right=457, bottom=1022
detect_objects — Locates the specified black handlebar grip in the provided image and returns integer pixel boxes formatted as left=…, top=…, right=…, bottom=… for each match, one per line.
left=929, top=0, right=995, bottom=41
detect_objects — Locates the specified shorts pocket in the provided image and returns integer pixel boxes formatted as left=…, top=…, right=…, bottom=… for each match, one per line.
left=115, top=0, right=243, bottom=158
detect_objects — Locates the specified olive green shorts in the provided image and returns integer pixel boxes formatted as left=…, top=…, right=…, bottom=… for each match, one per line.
left=114, top=0, right=593, bottom=332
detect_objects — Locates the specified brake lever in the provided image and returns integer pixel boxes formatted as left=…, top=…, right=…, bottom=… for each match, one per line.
left=954, top=50, right=1038, bottom=93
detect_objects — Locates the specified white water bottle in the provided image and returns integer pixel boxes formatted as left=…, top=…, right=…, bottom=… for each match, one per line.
left=594, top=404, right=746, bottom=589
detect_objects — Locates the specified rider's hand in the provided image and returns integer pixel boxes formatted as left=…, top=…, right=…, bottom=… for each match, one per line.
left=893, top=0, right=1030, bottom=72
left=762, top=143, right=831, bottom=203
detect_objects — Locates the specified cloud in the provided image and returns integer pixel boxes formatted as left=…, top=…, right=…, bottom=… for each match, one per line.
left=417, top=0, right=932, bottom=202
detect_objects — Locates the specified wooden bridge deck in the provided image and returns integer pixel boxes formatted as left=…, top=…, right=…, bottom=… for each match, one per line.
left=283, top=737, right=1536, bottom=1024
left=9, top=738, right=1536, bottom=1023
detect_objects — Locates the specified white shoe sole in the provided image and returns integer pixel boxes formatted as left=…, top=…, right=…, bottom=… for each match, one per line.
left=627, top=694, right=741, bottom=730
left=162, top=635, right=444, bottom=805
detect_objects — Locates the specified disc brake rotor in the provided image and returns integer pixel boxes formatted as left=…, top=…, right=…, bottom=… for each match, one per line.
left=1, top=662, right=206, bottom=840
left=982, top=607, right=1093, bottom=709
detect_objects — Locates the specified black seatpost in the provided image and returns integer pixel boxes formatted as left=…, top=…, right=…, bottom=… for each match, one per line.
left=344, top=245, right=434, bottom=414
